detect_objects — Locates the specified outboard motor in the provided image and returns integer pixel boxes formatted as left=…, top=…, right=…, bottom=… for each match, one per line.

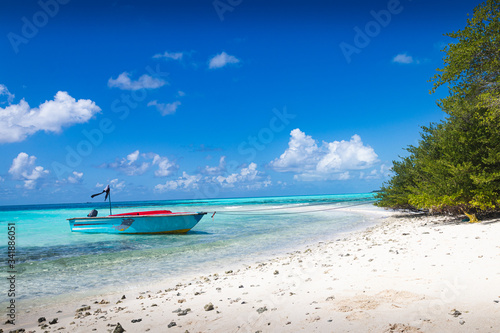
left=87, top=209, right=98, bottom=217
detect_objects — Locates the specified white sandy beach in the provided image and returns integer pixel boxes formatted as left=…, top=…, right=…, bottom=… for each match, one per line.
left=4, top=208, right=500, bottom=333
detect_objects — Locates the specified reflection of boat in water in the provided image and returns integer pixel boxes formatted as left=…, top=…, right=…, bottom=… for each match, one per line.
left=68, top=210, right=207, bottom=234
left=67, top=184, right=206, bottom=234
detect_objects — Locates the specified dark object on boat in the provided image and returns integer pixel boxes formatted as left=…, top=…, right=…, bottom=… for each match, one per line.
left=91, top=184, right=112, bottom=214
left=112, top=218, right=135, bottom=231
left=87, top=209, right=98, bottom=217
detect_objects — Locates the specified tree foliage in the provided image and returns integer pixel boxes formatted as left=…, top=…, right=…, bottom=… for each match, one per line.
left=376, top=0, right=500, bottom=215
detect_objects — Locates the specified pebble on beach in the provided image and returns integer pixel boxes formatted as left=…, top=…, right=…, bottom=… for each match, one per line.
left=112, top=322, right=125, bottom=333
left=256, top=306, right=268, bottom=314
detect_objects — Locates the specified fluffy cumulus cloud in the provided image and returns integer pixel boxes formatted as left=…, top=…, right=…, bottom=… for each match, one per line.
left=215, top=163, right=258, bottom=187
left=8, top=152, right=49, bottom=189
left=208, top=52, right=240, bottom=69
left=201, top=156, right=226, bottom=175
left=212, top=162, right=271, bottom=190
left=153, top=51, right=184, bottom=61
left=151, top=154, right=178, bottom=177
left=108, top=72, right=166, bottom=90
left=155, top=172, right=202, bottom=192
left=155, top=161, right=271, bottom=193
left=67, top=171, right=83, bottom=184
left=103, top=150, right=178, bottom=177
left=270, top=129, right=378, bottom=181
left=147, top=100, right=180, bottom=116
left=104, top=150, right=150, bottom=176
left=392, top=53, right=414, bottom=64
left=270, top=129, right=319, bottom=173
left=110, top=178, right=125, bottom=192
left=0, top=89, right=101, bottom=143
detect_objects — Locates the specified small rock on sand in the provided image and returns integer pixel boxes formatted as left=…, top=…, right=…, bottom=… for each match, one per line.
left=49, top=318, right=58, bottom=325
left=112, top=323, right=125, bottom=333
left=384, top=323, right=421, bottom=332
left=256, top=306, right=268, bottom=314
left=178, top=308, right=191, bottom=316
left=76, top=306, right=91, bottom=312
left=168, top=321, right=177, bottom=328
left=204, top=303, right=214, bottom=311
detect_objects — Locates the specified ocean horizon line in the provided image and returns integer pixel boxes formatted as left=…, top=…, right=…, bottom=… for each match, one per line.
left=0, top=191, right=376, bottom=212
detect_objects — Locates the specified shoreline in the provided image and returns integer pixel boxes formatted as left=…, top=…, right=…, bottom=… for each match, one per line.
left=4, top=208, right=500, bottom=332
left=6, top=205, right=381, bottom=311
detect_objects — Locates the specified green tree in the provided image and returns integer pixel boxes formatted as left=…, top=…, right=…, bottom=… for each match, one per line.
left=376, top=0, right=500, bottom=218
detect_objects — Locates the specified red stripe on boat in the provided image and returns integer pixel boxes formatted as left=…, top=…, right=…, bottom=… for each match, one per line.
left=109, top=210, right=173, bottom=216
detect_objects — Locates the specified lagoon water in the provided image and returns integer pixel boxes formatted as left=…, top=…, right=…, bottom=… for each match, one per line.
left=0, top=193, right=377, bottom=307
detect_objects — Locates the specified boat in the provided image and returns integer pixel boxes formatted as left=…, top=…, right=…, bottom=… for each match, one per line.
left=68, top=210, right=207, bottom=234
left=67, top=185, right=207, bottom=234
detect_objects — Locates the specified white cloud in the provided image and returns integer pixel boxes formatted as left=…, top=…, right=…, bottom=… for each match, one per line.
left=0, top=89, right=101, bottom=143
left=270, top=129, right=318, bottom=173
left=0, top=84, right=14, bottom=103
left=110, top=178, right=125, bottom=192
left=127, top=150, right=140, bottom=164
left=147, top=100, right=180, bottom=116
left=360, top=163, right=392, bottom=180
left=8, top=152, right=49, bottom=189
left=67, top=171, right=83, bottom=184
left=105, top=151, right=178, bottom=177
left=210, top=162, right=271, bottom=189
left=392, top=53, right=414, bottom=64
left=96, top=182, right=104, bottom=188
left=155, top=172, right=202, bottom=192
left=202, top=156, right=226, bottom=175
left=108, top=72, right=166, bottom=90
left=105, top=150, right=150, bottom=176
left=153, top=51, right=184, bottom=60
left=209, top=52, right=240, bottom=69
left=271, top=129, right=378, bottom=181
left=155, top=162, right=271, bottom=192
left=152, top=154, right=177, bottom=177
left=216, top=162, right=259, bottom=187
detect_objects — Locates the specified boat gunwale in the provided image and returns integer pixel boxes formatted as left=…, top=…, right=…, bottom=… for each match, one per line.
left=67, top=212, right=207, bottom=221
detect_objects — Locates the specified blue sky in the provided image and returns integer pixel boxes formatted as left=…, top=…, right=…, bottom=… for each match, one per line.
left=0, top=0, right=482, bottom=205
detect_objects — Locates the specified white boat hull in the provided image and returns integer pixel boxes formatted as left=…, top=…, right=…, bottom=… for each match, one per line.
left=68, top=212, right=207, bottom=234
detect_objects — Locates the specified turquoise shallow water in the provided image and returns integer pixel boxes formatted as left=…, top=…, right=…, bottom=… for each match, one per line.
left=0, top=193, right=376, bottom=306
